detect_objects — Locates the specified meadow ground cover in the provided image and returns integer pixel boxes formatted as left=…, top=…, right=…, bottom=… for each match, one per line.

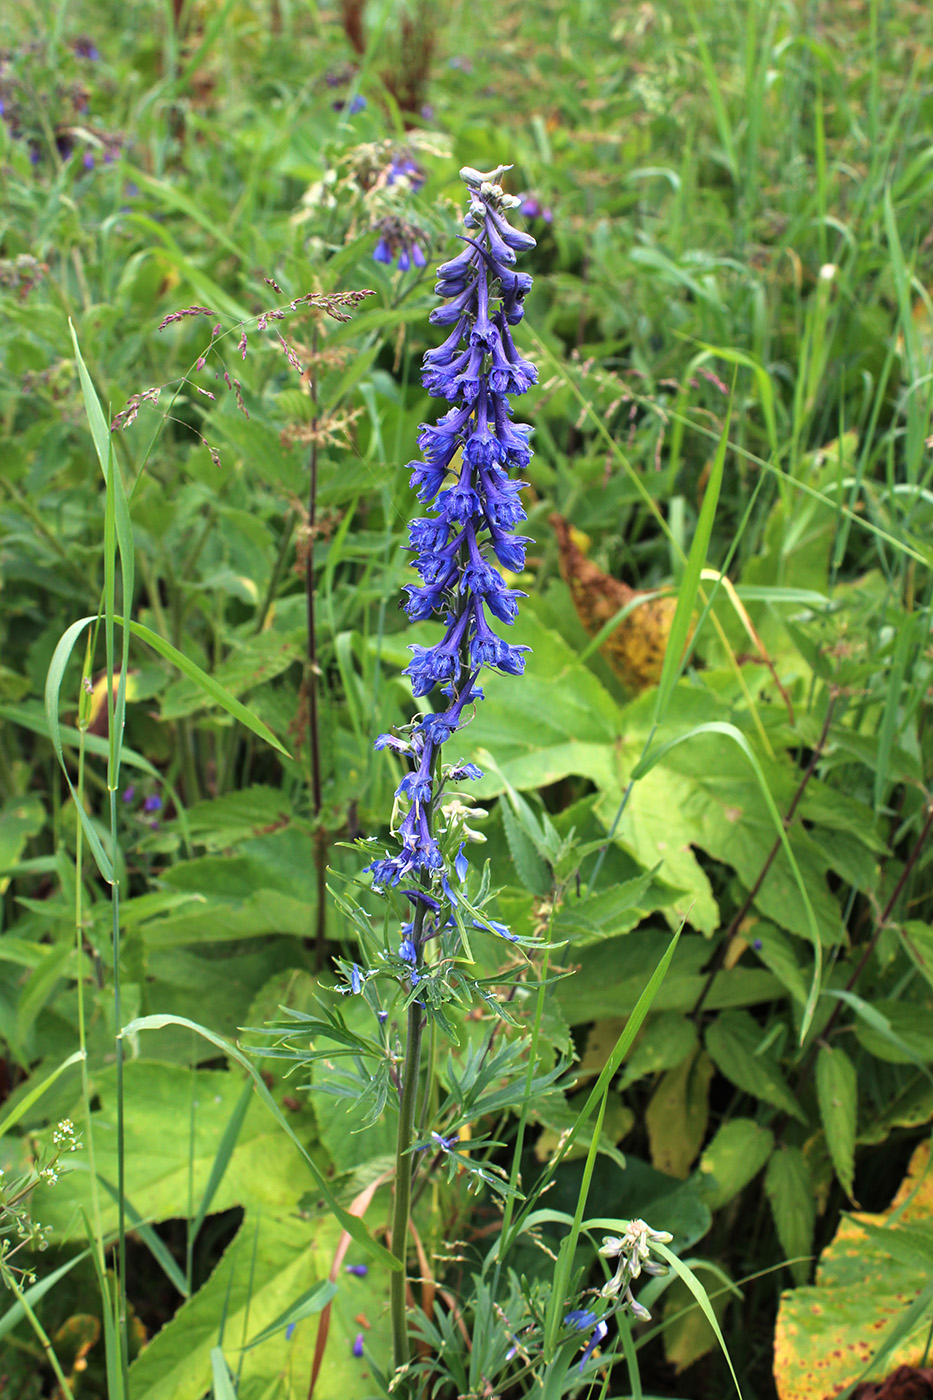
left=2, top=0, right=933, bottom=1397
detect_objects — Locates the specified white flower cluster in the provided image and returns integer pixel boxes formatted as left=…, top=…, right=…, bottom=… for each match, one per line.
left=598, top=1219, right=672, bottom=1321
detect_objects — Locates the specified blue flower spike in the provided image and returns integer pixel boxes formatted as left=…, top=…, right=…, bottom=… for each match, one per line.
left=365, top=161, right=535, bottom=991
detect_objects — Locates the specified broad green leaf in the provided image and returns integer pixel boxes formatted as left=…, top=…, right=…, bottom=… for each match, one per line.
left=127, top=619, right=290, bottom=755
left=901, top=921, right=933, bottom=993
left=695, top=1118, right=774, bottom=1210
left=645, top=1046, right=713, bottom=1179
left=500, top=802, right=551, bottom=896
left=848, top=998, right=933, bottom=1068
left=556, top=933, right=779, bottom=1024
left=175, top=786, right=295, bottom=852
left=243, top=1277, right=337, bottom=1349
left=552, top=865, right=668, bottom=948
left=0, top=796, right=45, bottom=893
left=633, top=723, right=823, bottom=1036
left=32, top=1064, right=314, bottom=1237
left=118, top=1016, right=400, bottom=1271
left=620, top=1012, right=699, bottom=1086
left=706, top=1011, right=806, bottom=1122
left=765, top=1147, right=815, bottom=1286
left=159, top=630, right=302, bottom=721
left=129, top=1211, right=388, bottom=1400
left=815, top=1044, right=857, bottom=1199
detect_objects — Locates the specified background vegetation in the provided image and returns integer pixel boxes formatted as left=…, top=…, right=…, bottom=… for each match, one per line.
left=2, top=0, right=933, bottom=1396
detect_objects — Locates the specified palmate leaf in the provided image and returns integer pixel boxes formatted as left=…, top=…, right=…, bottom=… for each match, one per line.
left=774, top=1142, right=933, bottom=1400
left=129, top=1210, right=388, bottom=1400
left=466, top=607, right=877, bottom=965
left=30, top=1063, right=315, bottom=1238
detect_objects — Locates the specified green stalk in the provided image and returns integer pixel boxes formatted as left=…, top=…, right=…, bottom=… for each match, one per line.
left=74, top=661, right=107, bottom=1269
left=494, top=937, right=553, bottom=1281
left=1, top=1269, right=72, bottom=1399
left=389, top=908, right=426, bottom=1378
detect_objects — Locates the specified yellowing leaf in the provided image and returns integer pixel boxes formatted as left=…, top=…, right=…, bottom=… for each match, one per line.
left=697, top=1118, right=774, bottom=1210
left=552, top=512, right=681, bottom=693
left=774, top=1142, right=933, bottom=1400
left=646, top=1045, right=713, bottom=1179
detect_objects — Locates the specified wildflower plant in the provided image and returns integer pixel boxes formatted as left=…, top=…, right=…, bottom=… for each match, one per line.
left=251, top=164, right=688, bottom=1399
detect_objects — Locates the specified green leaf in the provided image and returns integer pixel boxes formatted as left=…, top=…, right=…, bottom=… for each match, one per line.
left=501, top=801, right=551, bottom=896
left=210, top=1349, right=237, bottom=1400
left=44, top=618, right=114, bottom=882
left=556, top=932, right=779, bottom=1025
left=695, top=1118, right=774, bottom=1210
left=620, top=1012, right=698, bottom=1086
left=654, top=386, right=731, bottom=724
left=765, top=1146, right=815, bottom=1285
left=706, top=1011, right=806, bottom=1122
left=816, top=1044, right=857, bottom=1199
left=117, top=1016, right=400, bottom=1272
left=242, top=1278, right=337, bottom=1349
left=0, top=1049, right=85, bottom=1141
left=632, top=721, right=823, bottom=1037
left=127, top=619, right=290, bottom=755
left=129, top=1211, right=388, bottom=1400
left=0, top=796, right=45, bottom=890
left=32, top=1063, right=313, bottom=1237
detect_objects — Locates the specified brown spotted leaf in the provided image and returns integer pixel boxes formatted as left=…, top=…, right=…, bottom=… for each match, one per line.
left=551, top=513, right=680, bottom=693
left=774, top=1142, right=933, bottom=1400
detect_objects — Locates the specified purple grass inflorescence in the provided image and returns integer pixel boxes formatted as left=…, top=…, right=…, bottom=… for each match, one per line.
left=364, top=163, right=537, bottom=978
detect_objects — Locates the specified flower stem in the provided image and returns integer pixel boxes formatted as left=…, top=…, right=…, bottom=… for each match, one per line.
left=390, top=982, right=425, bottom=1375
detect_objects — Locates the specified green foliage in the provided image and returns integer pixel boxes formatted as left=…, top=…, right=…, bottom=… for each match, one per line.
left=2, top=0, right=933, bottom=1394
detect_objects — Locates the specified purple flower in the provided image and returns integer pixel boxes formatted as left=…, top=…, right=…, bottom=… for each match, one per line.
left=143, top=794, right=162, bottom=814
left=579, top=1319, right=608, bottom=1371
left=471, top=916, right=519, bottom=943
left=352, top=1333, right=365, bottom=1358
left=365, top=163, right=534, bottom=983
left=83, top=151, right=95, bottom=171
left=122, top=786, right=136, bottom=804
left=345, top=1264, right=369, bottom=1277
left=286, top=1322, right=297, bottom=1340
left=565, top=1310, right=598, bottom=1330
